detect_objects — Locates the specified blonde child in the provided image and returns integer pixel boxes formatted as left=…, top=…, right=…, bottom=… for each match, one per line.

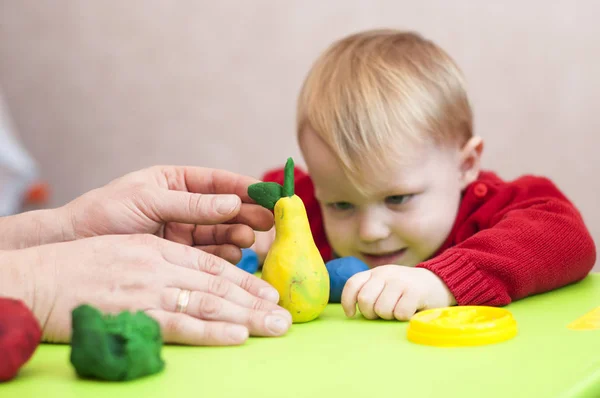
left=254, top=29, right=596, bottom=321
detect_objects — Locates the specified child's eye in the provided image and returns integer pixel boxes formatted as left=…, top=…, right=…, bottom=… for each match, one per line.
left=385, top=195, right=413, bottom=206
left=327, top=202, right=354, bottom=211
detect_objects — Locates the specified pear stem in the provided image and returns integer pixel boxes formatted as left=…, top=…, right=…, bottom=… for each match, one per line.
left=283, top=157, right=295, bottom=197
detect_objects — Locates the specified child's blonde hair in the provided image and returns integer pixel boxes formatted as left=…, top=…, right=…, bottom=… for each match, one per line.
left=297, top=29, right=473, bottom=186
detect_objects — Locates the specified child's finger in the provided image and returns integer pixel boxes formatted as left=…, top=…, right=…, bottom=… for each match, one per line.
left=393, top=289, right=420, bottom=321
left=374, top=283, right=403, bottom=320
left=357, top=278, right=385, bottom=320
left=251, top=227, right=275, bottom=264
left=341, top=271, right=372, bottom=317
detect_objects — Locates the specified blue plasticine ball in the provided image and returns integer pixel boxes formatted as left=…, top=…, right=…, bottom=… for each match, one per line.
left=236, top=248, right=259, bottom=274
left=326, top=256, right=370, bottom=303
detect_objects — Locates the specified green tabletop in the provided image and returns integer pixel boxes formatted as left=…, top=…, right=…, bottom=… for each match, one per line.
left=3, top=274, right=600, bottom=398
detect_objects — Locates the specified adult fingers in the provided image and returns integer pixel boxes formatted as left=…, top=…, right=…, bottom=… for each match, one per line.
left=147, top=309, right=249, bottom=346
left=193, top=224, right=255, bottom=248
left=158, top=167, right=274, bottom=230
left=195, top=244, right=242, bottom=264
left=154, top=191, right=272, bottom=231
left=171, top=269, right=286, bottom=318
left=163, top=288, right=290, bottom=337
left=149, top=190, right=242, bottom=225
left=153, top=238, right=287, bottom=320
left=158, top=239, right=281, bottom=303
left=160, top=166, right=261, bottom=203
left=341, top=271, right=372, bottom=317
left=163, top=222, right=195, bottom=246
left=223, top=204, right=274, bottom=231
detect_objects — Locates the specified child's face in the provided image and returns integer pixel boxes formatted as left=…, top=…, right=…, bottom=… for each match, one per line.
left=300, top=130, right=466, bottom=268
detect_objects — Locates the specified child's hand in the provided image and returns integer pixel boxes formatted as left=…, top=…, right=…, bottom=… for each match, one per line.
left=341, top=265, right=456, bottom=321
left=250, top=227, right=276, bottom=264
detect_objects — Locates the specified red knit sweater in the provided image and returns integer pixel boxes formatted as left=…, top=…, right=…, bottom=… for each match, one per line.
left=262, top=167, right=597, bottom=306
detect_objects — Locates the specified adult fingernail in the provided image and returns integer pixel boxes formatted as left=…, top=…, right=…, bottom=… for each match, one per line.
left=259, top=288, right=279, bottom=303
left=216, top=196, right=239, bottom=215
left=226, top=325, right=249, bottom=342
left=273, top=309, right=292, bottom=324
left=265, top=315, right=289, bottom=335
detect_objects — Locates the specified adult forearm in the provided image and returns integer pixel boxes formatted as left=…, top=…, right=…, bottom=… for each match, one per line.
left=0, top=207, right=74, bottom=250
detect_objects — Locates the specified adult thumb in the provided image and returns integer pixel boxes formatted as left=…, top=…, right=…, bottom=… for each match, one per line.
left=150, top=190, right=241, bottom=225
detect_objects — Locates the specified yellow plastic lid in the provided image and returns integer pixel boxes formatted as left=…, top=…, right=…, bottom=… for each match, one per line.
left=407, top=306, right=517, bottom=347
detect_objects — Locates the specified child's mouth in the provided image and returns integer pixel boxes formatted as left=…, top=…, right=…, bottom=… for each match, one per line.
left=361, top=248, right=407, bottom=267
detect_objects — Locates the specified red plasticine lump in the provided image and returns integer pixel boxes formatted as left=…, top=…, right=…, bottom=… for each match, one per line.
left=0, top=298, right=42, bottom=381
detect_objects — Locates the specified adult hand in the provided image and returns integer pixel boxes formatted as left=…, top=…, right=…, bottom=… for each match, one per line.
left=6, top=234, right=291, bottom=346
left=61, top=166, right=274, bottom=263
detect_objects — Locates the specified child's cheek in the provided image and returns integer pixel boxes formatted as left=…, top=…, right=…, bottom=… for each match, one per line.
left=322, top=214, right=355, bottom=257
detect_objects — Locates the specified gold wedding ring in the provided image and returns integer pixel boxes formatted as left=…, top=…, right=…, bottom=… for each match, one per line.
left=176, top=289, right=191, bottom=313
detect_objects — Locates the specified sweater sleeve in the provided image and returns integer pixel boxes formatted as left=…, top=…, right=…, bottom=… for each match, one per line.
left=260, top=166, right=333, bottom=261
left=416, top=176, right=596, bottom=306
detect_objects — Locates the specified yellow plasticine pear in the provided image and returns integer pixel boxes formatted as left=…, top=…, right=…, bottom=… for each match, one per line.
left=248, top=158, right=329, bottom=323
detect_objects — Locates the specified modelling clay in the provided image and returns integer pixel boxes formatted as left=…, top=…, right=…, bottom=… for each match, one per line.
left=325, top=257, right=370, bottom=303
left=407, top=306, right=518, bottom=347
left=0, top=298, right=42, bottom=382
left=248, top=158, right=329, bottom=323
left=248, top=182, right=283, bottom=210
left=70, top=304, right=165, bottom=381
left=236, top=248, right=259, bottom=274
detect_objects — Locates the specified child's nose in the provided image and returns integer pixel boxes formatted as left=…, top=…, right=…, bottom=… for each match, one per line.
left=358, top=213, right=390, bottom=243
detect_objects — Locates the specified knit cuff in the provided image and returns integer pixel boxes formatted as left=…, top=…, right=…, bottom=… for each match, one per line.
left=416, top=250, right=509, bottom=306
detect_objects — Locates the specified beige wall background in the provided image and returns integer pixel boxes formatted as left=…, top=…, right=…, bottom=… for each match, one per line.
left=0, top=1, right=598, bottom=268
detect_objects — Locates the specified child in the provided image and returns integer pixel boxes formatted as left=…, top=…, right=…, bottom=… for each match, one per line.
left=254, top=29, right=596, bottom=321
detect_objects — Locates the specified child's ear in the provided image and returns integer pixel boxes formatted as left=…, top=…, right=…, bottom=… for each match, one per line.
left=459, top=136, right=484, bottom=189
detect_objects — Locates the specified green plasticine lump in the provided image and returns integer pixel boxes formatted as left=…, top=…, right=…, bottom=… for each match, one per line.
left=69, top=304, right=165, bottom=381
left=248, top=158, right=296, bottom=209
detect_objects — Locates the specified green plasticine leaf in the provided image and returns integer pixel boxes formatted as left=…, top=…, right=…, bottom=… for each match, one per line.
left=283, top=157, right=295, bottom=197
left=248, top=182, right=283, bottom=210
